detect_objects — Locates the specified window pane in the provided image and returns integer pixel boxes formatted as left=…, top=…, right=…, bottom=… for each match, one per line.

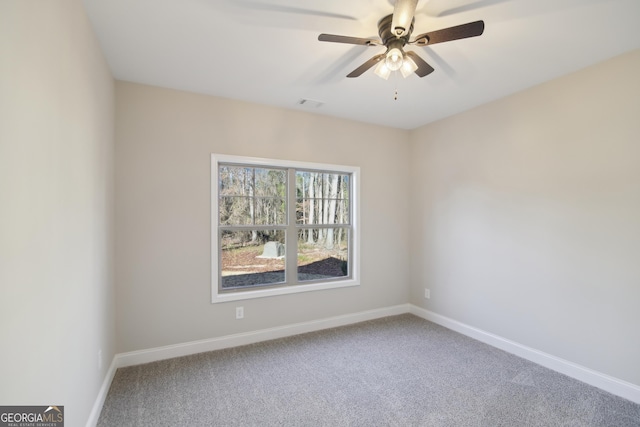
left=219, top=196, right=251, bottom=225
left=219, top=166, right=252, bottom=196
left=221, top=230, right=286, bottom=289
left=296, top=171, right=350, bottom=225
left=219, top=166, right=286, bottom=226
left=297, top=228, right=349, bottom=282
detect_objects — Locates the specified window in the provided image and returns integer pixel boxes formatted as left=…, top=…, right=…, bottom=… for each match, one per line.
left=211, top=154, right=360, bottom=303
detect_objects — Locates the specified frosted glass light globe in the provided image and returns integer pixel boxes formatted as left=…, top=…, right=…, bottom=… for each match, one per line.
left=385, top=48, right=403, bottom=71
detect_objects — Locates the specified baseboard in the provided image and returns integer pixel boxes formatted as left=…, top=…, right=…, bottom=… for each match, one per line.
left=409, top=304, right=640, bottom=404
left=87, top=302, right=639, bottom=425
left=115, top=304, right=410, bottom=368
left=85, top=356, right=118, bottom=427
left=86, top=304, right=408, bottom=424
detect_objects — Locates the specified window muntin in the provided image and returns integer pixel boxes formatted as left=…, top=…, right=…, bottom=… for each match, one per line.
left=212, top=155, right=359, bottom=303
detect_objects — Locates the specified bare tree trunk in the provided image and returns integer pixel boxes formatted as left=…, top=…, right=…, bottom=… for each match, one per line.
left=325, top=174, right=339, bottom=249
left=307, top=172, right=315, bottom=243
left=249, top=169, right=257, bottom=242
left=321, top=174, right=328, bottom=242
left=300, top=175, right=306, bottom=240
left=336, top=176, right=344, bottom=246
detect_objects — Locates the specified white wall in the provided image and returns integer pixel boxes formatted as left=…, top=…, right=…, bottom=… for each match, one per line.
left=0, top=1, right=115, bottom=425
left=115, top=82, right=410, bottom=353
left=409, top=49, right=640, bottom=386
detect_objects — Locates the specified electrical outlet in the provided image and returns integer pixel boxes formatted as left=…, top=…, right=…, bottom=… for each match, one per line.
left=424, top=289, right=430, bottom=299
left=236, top=306, right=244, bottom=319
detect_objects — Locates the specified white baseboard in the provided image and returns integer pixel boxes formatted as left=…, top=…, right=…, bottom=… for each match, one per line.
left=87, top=302, right=640, bottom=425
left=86, top=305, right=409, bottom=425
left=85, top=357, right=118, bottom=427
left=115, top=304, right=410, bottom=368
left=409, top=304, right=640, bottom=404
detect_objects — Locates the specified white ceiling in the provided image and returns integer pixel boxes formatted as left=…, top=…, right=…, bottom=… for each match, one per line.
left=83, top=0, right=640, bottom=130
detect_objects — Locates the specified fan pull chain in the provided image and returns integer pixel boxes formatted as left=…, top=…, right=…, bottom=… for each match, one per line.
left=393, top=71, right=399, bottom=101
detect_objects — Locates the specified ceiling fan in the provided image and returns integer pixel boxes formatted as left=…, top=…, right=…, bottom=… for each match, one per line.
left=318, top=0, right=484, bottom=79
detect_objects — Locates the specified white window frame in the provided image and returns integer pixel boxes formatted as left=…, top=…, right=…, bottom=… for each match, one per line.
left=211, top=154, right=360, bottom=303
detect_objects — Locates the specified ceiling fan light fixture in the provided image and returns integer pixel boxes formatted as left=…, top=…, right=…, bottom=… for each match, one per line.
left=318, top=6, right=485, bottom=80
left=400, top=55, right=418, bottom=78
left=385, top=47, right=404, bottom=71
left=374, top=61, right=391, bottom=80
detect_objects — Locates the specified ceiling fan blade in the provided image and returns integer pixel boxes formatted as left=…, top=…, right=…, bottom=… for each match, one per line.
left=405, top=51, right=435, bottom=77
left=347, top=54, right=385, bottom=78
left=318, top=34, right=381, bottom=46
left=411, top=20, right=484, bottom=46
left=391, top=0, right=419, bottom=37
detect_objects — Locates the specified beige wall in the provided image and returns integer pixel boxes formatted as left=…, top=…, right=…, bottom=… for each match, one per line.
left=115, top=50, right=640, bottom=387
left=409, top=49, right=640, bottom=385
left=0, top=0, right=115, bottom=425
left=115, top=82, right=411, bottom=353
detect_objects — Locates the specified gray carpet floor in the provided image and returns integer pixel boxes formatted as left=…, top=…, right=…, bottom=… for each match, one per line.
left=98, top=314, right=640, bottom=426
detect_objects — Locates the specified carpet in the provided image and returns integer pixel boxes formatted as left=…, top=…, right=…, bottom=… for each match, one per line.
left=98, top=314, right=640, bottom=426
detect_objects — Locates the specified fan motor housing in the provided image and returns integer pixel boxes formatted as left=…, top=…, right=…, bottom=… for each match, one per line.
left=378, top=14, right=413, bottom=46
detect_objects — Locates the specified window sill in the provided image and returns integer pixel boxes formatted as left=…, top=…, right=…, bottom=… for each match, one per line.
left=211, top=278, right=360, bottom=303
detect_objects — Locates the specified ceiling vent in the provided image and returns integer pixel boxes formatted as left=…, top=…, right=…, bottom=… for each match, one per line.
left=297, top=99, right=324, bottom=109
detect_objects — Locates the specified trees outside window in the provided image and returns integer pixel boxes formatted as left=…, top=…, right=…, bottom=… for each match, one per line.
left=211, top=155, right=360, bottom=303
